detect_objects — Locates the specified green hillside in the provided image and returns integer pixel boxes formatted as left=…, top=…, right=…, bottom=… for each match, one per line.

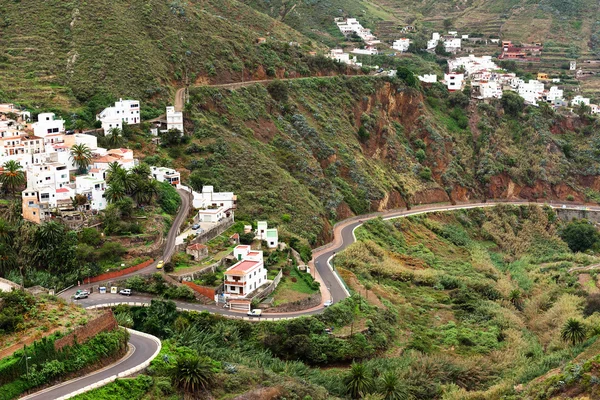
left=138, top=75, right=600, bottom=245
left=0, top=0, right=324, bottom=110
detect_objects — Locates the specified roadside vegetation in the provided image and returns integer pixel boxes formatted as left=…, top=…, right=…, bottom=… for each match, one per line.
left=72, top=205, right=600, bottom=399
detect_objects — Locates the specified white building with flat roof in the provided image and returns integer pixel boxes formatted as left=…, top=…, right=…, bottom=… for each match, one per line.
left=150, top=166, right=180, bottom=186
left=97, top=99, right=140, bottom=133
left=478, top=81, right=503, bottom=99
left=571, top=95, right=590, bottom=106
left=444, top=73, right=464, bottom=91
left=392, top=38, right=410, bottom=52
left=418, top=74, right=437, bottom=83
left=166, top=106, right=184, bottom=134
left=517, top=80, right=545, bottom=105
left=224, top=245, right=267, bottom=299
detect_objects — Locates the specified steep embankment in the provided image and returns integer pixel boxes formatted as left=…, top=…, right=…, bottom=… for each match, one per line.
left=0, top=0, right=338, bottom=109
left=153, top=76, right=600, bottom=245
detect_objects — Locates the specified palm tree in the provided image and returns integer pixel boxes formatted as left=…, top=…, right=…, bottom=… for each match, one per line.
left=561, top=318, right=587, bottom=346
left=35, top=221, right=65, bottom=247
left=132, top=179, right=158, bottom=206
left=130, top=163, right=151, bottom=179
left=105, top=181, right=126, bottom=203
left=378, top=371, right=410, bottom=400
left=509, top=289, right=524, bottom=311
left=171, top=354, right=214, bottom=392
left=70, top=144, right=93, bottom=174
left=0, top=160, right=25, bottom=197
left=345, top=362, right=375, bottom=399
left=106, top=127, right=124, bottom=149
left=0, top=242, right=18, bottom=275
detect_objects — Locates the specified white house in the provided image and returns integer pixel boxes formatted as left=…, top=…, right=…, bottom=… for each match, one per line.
left=335, top=18, right=379, bottom=43
left=328, top=49, right=362, bottom=67
left=427, top=33, right=441, bottom=50
left=96, top=99, right=141, bottom=133
left=444, top=38, right=462, bottom=53
left=478, top=81, right=503, bottom=99
left=392, top=38, right=410, bottom=52
left=32, top=113, right=65, bottom=139
left=150, top=166, right=180, bottom=186
left=570, top=61, right=577, bottom=71
left=351, top=46, right=378, bottom=55
left=75, top=172, right=107, bottom=210
left=224, top=245, right=267, bottom=298
left=517, top=80, right=545, bottom=105
left=444, top=73, right=464, bottom=91
left=571, top=95, right=590, bottom=106
left=166, top=106, right=184, bottom=134
left=255, top=220, right=279, bottom=248
left=590, top=104, right=600, bottom=114
left=448, top=55, right=498, bottom=76
left=197, top=207, right=226, bottom=223
left=545, top=86, right=564, bottom=102
left=0, top=104, right=30, bottom=121
left=418, top=74, right=437, bottom=83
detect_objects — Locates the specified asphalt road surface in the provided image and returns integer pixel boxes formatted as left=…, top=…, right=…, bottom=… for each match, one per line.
left=20, top=329, right=159, bottom=400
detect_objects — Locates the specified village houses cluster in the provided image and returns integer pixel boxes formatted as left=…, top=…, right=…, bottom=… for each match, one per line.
left=0, top=98, right=234, bottom=225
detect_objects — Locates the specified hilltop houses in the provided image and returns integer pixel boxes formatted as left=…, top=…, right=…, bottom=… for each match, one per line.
left=427, top=32, right=462, bottom=53
left=335, top=18, right=380, bottom=44
left=96, top=99, right=140, bottom=133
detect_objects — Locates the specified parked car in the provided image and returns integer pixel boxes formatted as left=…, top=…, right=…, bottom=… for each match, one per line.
left=75, top=289, right=89, bottom=296
left=119, top=289, right=132, bottom=296
left=74, top=291, right=88, bottom=300
left=324, top=299, right=333, bottom=307
left=247, top=309, right=262, bottom=317
left=156, top=260, right=164, bottom=269
left=192, top=224, right=200, bottom=230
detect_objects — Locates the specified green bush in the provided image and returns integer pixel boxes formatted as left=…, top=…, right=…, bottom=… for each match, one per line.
left=157, top=181, right=181, bottom=215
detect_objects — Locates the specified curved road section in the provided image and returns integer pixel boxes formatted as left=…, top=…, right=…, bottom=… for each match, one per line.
left=21, top=329, right=161, bottom=400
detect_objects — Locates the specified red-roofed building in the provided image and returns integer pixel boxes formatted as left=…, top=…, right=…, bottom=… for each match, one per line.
left=224, top=245, right=267, bottom=298
left=186, top=243, right=208, bottom=261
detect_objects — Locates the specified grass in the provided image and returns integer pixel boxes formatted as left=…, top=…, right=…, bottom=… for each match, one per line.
left=271, top=268, right=319, bottom=306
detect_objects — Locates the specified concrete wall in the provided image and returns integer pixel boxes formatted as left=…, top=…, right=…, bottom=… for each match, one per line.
left=555, top=208, right=600, bottom=224
left=182, top=281, right=218, bottom=299
left=55, top=310, right=118, bottom=351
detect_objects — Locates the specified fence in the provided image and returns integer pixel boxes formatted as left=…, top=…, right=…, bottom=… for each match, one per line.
left=182, top=281, right=219, bottom=300
left=174, top=217, right=235, bottom=254
left=252, top=269, right=283, bottom=302
left=83, top=259, right=154, bottom=284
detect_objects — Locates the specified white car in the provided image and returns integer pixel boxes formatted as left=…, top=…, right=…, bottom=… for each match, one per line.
left=119, top=289, right=132, bottom=296
left=247, top=309, right=262, bottom=317
left=324, top=299, right=333, bottom=307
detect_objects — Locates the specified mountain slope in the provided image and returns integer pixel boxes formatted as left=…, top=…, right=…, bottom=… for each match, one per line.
left=137, top=76, right=600, bottom=244
left=0, top=0, right=321, bottom=109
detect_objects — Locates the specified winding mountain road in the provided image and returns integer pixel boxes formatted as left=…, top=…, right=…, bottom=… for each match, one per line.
left=20, top=329, right=160, bottom=400
left=42, top=198, right=596, bottom=399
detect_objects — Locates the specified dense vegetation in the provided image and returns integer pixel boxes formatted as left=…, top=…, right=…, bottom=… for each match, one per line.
left=0, top=0, right=343, bottom=110
left=0, top=293, right=128, bottom=400
left=72, top=205, right=600, bottom=399
left=146, top=76, right=600, bottom=244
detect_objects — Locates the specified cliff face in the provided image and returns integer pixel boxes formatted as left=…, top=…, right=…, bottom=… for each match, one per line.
left=176, top=77, right=599, bottom=244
